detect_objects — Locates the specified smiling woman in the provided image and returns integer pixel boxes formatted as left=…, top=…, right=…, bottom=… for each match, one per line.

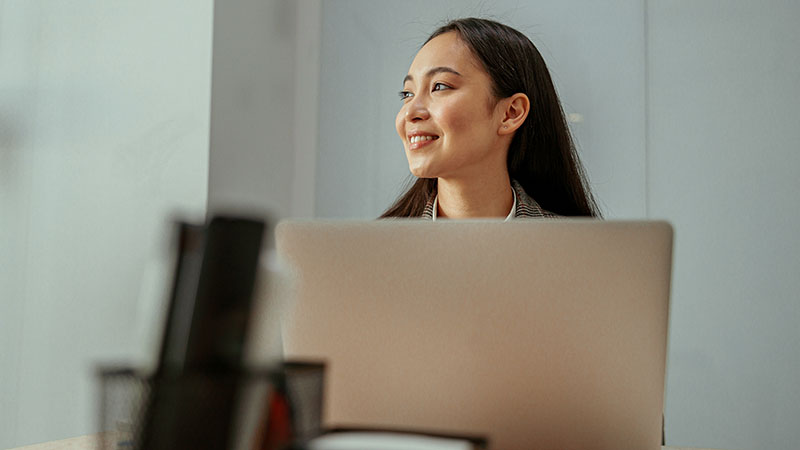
left=381, top=18, right=601, bottom=219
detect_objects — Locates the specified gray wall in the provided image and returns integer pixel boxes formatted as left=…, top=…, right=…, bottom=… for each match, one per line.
left=207, top=0, right=297, bottom=219
left=207, top=0, right=322, bottom=227
left=314, top=1, right=800, bottom=449
left=0, top=0, right=212, bottom=447
left=649, top=2, right=800, bottom=449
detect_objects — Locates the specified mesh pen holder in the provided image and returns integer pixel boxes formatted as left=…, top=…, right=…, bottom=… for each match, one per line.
left=97, top=368, right=150, bottom=449
left=97, top=362, right=324, bottom=450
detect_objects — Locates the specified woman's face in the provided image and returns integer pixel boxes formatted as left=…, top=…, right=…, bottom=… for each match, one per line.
left=396, top=32, right=506, bottom=180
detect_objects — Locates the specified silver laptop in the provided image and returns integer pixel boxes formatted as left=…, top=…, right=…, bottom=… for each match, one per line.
left=275, top=219, right=673, bottom=450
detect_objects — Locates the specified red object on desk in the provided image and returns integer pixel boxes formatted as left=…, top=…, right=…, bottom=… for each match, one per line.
left=252, top=390, right=293, bottom=450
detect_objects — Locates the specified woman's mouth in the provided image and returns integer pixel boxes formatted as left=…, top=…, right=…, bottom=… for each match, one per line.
left=408, top=135, right=439, bottom=150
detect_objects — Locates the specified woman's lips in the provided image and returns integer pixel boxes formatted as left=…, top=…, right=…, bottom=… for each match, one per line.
left=408, top=135, right=439, bottom=150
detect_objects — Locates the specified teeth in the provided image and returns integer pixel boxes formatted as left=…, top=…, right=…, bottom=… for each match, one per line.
left=410, top=135, right=435, bottom=144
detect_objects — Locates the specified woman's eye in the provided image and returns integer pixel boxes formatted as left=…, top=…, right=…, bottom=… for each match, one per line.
left=432, top=82, right=451, bottom=92
left=398, top=90, right=413, bottom=100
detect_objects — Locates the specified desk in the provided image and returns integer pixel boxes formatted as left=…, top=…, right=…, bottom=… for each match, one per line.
left=8, top=434, right=725, bottom=450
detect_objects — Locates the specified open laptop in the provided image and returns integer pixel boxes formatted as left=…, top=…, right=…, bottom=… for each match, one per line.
left=275, top=219, right=672, bottom=450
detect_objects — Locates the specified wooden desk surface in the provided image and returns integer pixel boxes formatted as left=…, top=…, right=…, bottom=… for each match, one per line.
left=8, top=434, right=726, bottom=450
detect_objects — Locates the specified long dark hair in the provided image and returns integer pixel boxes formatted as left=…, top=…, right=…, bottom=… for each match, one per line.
left=381, top=18, right=601, bottom=218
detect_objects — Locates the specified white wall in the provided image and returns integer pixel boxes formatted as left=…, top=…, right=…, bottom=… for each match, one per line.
left=314, top=0, right=647, bottom=219
left=648, top=2, right=800, bottom=449
left=0, top=0, right=213, bottom=447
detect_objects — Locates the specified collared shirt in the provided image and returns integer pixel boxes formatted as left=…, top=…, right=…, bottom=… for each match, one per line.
left=431, top=188, right=517, bottom=221
left=421, top=179, right=559, bottom=220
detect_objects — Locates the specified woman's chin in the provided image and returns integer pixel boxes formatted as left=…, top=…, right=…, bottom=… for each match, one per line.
left=408, top=165, right=437, bottom=178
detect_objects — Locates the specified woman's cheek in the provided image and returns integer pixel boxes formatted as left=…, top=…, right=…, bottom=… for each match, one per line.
left=395, top=109, right=405, bottom=140
left=439, top=98, right=473, bottom=132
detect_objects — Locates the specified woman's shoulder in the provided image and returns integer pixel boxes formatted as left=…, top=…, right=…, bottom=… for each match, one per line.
left=511, top=179, right=560, bottom=219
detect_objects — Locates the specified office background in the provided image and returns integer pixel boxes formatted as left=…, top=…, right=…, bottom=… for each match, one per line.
left=1, top=0, right=798, bottom=449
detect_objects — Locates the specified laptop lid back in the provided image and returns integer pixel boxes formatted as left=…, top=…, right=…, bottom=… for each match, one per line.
left=276, top=220, right=672, bottom=450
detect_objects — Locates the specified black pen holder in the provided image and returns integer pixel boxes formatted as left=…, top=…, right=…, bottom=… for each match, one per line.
left=97, top=362, right=325, bottom=450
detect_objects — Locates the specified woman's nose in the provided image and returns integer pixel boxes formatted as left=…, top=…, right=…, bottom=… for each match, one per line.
left=406, top=97, right=430, bottom=122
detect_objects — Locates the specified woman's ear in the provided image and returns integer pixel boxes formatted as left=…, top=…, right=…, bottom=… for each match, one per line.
left=498, top=93, right=530, bottom=135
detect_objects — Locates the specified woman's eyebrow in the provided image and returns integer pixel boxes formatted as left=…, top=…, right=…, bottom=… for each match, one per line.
left=403, top=66, right=463, bottom=84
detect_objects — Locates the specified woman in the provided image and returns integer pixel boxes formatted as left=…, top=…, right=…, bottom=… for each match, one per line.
left=381, top=18, right=601, bottom=219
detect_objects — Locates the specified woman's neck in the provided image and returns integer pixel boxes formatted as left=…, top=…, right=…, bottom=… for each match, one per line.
left=436, top=173, right=514, bottom=219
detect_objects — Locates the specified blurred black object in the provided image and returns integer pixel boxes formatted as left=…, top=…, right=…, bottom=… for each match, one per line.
left=136, top=216, right=266, bottom=450
left=157, top=223, right=206, bottom=372
left=98, top=361, right=326, bottom=450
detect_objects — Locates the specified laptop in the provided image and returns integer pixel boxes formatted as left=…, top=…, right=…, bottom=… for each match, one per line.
left=275, top=219, right=672, bottom=450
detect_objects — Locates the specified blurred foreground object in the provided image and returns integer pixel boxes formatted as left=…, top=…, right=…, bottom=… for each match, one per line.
left=98, top=216, right=267, bottom=450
